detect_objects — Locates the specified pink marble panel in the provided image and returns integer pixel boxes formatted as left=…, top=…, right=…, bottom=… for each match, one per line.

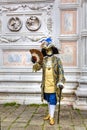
left=61, top=10, right=77, bottom=34
left=60, top=42, right=77, bottom=66
left=3, top=50, right=32, bottom=66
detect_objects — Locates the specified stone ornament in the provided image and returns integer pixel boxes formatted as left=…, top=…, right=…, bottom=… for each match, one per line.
left=8, top=17, right=22, bottom=32
left=0, top=20, right=1, bottom=32
left=26, top=16, right=41, bottom=31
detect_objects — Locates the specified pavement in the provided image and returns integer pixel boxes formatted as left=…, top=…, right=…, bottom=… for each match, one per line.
left=0, top=104, right=87, bottom=130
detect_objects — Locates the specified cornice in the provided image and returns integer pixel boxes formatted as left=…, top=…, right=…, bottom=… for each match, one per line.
left=0, top=0, right=55, bottom=4
left=58, top=3, right=80, bottom=10
left=58, top=34, right=79, bottom=41
left=81, top=30, right=87, bottom=37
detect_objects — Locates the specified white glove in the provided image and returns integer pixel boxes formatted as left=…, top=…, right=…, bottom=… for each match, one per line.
left=57, top=82, right=64, bottom=89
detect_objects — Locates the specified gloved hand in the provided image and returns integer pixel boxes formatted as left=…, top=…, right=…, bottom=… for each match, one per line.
left=57, top=82, right=64, bottom=89
left=33, top=63, right=40, bottom=72
left=58, top=85, right=64, bottom=89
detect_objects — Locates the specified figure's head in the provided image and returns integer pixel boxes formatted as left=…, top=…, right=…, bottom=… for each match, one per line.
left=40, top=37, right=59, bottom=57
left=46, top=48, right=53, bottom=56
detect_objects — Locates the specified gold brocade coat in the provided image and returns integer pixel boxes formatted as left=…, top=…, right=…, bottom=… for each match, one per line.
left=39, top=55, right=65, bottom=101
left=42, top=56, right=65, bottom=87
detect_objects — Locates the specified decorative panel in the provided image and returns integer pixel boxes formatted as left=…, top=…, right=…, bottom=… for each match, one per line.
left=3, top=50, right=32, bottom=67
left=61, top=10, right=77, bottom=34
left=60, top=42, right=77, bottom=66
left=0, top=1, right=54, bottom=69
left=1, top=3, right=53, bottom=37
left=5, top=14, right=43, bottom=34
left=61, top=0, right=76, bottom=3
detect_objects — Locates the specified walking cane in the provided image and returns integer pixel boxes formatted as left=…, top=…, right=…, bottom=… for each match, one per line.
left=57, top=86, right=62, bottom=124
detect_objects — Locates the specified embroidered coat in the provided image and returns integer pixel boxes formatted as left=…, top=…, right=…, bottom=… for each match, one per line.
left=36, top=55, right=65, bottom=101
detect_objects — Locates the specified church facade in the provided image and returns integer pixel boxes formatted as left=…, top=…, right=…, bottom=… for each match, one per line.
left=0, top=0, right=87, bottom=110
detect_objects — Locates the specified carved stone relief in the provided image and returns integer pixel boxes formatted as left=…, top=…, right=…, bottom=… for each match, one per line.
left=47, top=17, right=52, bottom=34
left=7, top=16, right=41, bottom=32
left=2, top=3, right=50, bottom=12
left=0, top=19, right=1, bottom=32
left=1, top=2, right=53, bottom=41
left=0, top=35, right=46, bottom=43
left=7, top=17, right=22, bottom=32
left=0, top=36, right=21, bottom=43
left=46, top=4, right=53, bottom=35
left=26, top=16, right=41, bottom=31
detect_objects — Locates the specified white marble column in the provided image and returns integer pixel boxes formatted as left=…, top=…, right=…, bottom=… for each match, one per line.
left=73, top=0, right=87, bottom=110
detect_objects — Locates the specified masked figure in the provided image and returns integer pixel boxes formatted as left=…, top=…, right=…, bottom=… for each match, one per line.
left=32, top=37, right=65, bottom=125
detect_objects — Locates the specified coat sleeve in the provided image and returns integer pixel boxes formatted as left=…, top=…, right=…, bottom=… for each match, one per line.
left=57, top=58, right=66, bottom=87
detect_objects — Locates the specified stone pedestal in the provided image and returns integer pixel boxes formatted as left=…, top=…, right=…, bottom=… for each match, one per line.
left=74, top=74, right=87, bottom=110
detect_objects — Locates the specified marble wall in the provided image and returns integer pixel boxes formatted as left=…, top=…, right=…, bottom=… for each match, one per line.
left=0, top=0, right=54, bottom=104
left=0, top=0, right=87, bottom=109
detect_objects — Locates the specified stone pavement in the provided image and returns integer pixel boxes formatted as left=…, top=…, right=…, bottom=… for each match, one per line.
left=0, top=104, right=87, bottom=130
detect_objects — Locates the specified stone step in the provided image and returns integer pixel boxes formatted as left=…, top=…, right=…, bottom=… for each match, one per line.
left=0, top=81, right=77, bottom=105
left=0, top=93, right=42, bottom=105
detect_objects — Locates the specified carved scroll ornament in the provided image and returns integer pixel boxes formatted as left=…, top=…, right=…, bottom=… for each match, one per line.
left=8, top=17, right=22, bottom=32
left=26, top=16, right=41, bottom=31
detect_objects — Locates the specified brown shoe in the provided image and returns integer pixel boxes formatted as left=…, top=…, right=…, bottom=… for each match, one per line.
left=49, top=117, right=55, bottom=125
left=43, top=114, right=50, bottom=120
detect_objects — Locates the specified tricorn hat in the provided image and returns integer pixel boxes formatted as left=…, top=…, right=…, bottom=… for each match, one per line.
left=40, top=37, right=59, bottom=57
